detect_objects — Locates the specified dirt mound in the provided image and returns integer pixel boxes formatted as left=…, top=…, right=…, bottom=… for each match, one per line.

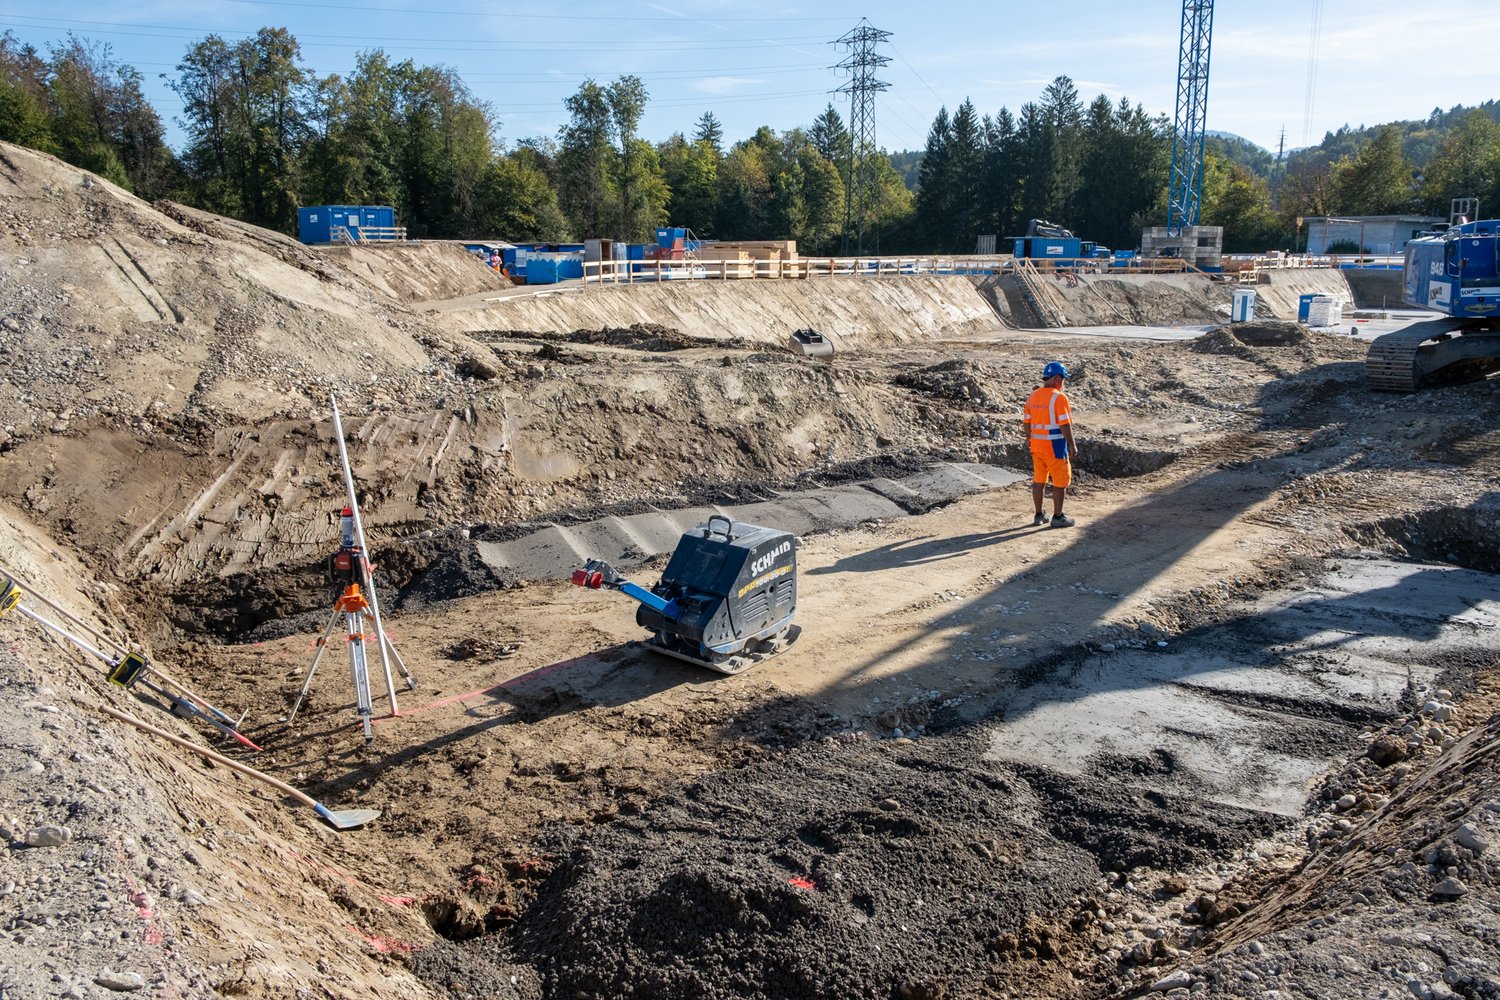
left=494, top=322, right=761, bottom=353
left=318, top=242, right=510, bottom=302
left=895, top=358, right=1004, bottom=408
left=502, top=735, right=1100, bottom=1000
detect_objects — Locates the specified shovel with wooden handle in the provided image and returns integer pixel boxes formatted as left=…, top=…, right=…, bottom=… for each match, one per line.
left=98, top=704, right=380, bottom=830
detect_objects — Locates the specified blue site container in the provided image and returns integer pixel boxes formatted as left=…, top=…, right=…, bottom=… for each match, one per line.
left=297, top=205, right=396, bottom=244
left=557, top=255, right=584, bottom=279
left=501, top=246, right=527, bottom=277
left=1013, top=236, right=1082, bottom=259
left=626, top=244, right=646, bottom=260
left=527, top=256, right=559, bottom=285
left=655, top=227, right=687, bottom=249
left=1297, top=293, right=1320, bottom=322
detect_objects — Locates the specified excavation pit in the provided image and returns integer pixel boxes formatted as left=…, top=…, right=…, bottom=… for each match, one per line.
left=2, top=142, right=1498, bottom=1000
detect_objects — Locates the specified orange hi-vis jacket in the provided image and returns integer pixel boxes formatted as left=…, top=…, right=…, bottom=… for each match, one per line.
left=1024, top=385, right=1072, bottom=459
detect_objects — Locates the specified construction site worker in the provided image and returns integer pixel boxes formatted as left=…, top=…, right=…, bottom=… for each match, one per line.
left=1023, top=361, right=1077, bottom=528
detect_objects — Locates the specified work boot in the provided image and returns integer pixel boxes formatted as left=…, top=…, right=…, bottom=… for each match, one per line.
left=1050, top=513, right=1076, bottom=528
left=1033, top=511, right=1050, bottom=526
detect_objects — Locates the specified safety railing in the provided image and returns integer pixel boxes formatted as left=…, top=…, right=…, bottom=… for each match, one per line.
left=580, top=254, right=1196, bottom=285
left=331, top=224, right=409, bottom=244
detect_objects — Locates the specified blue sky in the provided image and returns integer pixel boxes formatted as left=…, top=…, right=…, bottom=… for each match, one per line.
left=4, top=1, right=1499, bottom=155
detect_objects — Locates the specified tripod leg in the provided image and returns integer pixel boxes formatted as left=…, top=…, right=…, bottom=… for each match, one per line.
left=288, top=608, right=342, bottom=724
left=380, top=632, right=418, bottom=690
left=346, top=610, right=375, bottom=745
left=359, top=559, right=402, bottom=716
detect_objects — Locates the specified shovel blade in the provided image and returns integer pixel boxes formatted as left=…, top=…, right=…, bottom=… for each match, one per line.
left=314, top=803, right=381, bottom=830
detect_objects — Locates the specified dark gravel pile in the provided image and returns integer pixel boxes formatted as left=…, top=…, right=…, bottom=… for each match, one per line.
left=506, top=731, right=1098, bottom=1000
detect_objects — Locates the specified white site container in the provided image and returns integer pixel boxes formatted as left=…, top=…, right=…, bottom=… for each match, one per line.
left=1231, top=288, right=1256, bottom=322
left=1307, top=296, right=1342, bottom=327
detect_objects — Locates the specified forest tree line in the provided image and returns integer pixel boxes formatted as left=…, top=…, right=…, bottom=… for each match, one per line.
left=3, top=29, right=1499, bottom=255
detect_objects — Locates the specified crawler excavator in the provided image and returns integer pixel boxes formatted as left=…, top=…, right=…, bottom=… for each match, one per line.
left=1366, top=218, right=1500, bottom=391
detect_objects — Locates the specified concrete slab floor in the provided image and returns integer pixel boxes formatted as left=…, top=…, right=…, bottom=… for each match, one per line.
left=983, top=558, right=1498, bottom=817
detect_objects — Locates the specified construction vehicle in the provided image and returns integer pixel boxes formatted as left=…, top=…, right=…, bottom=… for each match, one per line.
left=789, top=328, right=835, bottom=358
left=1366, top=217, right=1500, bottom=391
left=571, top=516, right=799, bottom=675
left=1011, top=219, right=1111, bottom=262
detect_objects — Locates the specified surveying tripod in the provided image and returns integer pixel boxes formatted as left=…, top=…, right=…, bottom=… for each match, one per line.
left=286, top=395, right=416, bottom=743
left=287, top=506, right=414, bottom=743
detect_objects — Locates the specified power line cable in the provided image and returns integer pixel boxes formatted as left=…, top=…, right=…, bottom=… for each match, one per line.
left=874, top=95, right=923, bottom=150
left=218, top=0, right=850, bottom=21
left=1301, top=0, right=1322, bottom=145
left=1, top=14, right=833, bottom=50
left=888, top=42, right=946, bottom=106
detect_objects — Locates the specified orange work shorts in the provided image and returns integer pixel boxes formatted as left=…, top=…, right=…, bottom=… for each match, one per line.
left=1031, top=451, right=1072, bottom=489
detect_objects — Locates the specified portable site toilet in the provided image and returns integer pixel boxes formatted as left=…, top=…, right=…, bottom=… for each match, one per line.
left=1297, top=292, right=1320, bottom=323
left=1230, top=288, right=1256, bottom=323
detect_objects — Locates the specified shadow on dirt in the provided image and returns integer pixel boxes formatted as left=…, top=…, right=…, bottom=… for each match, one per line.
left=304, top=646, right=702, bottom=795
left=805, top=527, right=1036, bottom=575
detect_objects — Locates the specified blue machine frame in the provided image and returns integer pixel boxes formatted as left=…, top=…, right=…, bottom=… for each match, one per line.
left=1403, top=220, right=1500, bottom=318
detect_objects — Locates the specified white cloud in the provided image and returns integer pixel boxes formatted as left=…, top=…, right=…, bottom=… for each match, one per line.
left=693, top=75, right=768, bottom=95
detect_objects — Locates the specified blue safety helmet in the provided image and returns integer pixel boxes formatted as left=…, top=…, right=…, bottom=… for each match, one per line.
left=1042, top=361, right=1070, bottom=379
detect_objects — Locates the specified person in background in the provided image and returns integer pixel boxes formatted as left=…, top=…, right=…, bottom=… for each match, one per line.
left=1022, top=361, right=1078, bottom=528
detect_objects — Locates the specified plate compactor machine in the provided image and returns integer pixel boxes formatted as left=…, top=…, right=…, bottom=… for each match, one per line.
left=571, top=516, right=799, bottom=675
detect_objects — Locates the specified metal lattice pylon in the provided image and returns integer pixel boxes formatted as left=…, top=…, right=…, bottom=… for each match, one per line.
left=833, top=19, right=892, bottom=256
left=1167, top=0, right=1214, bottom=236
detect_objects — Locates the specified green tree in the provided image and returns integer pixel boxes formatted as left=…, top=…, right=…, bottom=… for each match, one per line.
left=173, top=28, right=311, bottom=229
left=947, top=99, right=983, bottom=249
left=659, top=132, right=718, bottom=235
left=809, top=103, right=850, bottom=184
left=477, top=144, right=569, bottom=241
left=693, top=111, right=723, bottom=154
left=607, top=75, right=651, bottom=240
left=557, top=78, right=616, bottom=237
left=1418, top=109, right=1500, bottom=216
left=1039, top=75, right=1085, bottom=221
left=19, top=35, right=177, bottom=195
left=981, top=106, right=1023, bottom=241
left=0, top=33, right=56, bottom=153
left=915, top=106, right=953, bottom=248
left=1329, top=125, right=1416, bottom=214
left=302, top=51, right=401, bottom=209
left=1077, top=96, right=1169, bottom=249
left=868, top=151, right=915, bottom=252
left=1202, top=156, right=1284, bottom=252
left=617, top=136, right=669, bottom=241
left=791, top=141, right=845, bottom=254
left=716, top=130, right=775, bottom=238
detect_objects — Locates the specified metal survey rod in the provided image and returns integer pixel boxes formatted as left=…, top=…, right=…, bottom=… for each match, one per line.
left=0, top=563, right=245, bottom=732
left=2, top=576, right=262, bottom=750
left=328, top=394, right=407, bottom=715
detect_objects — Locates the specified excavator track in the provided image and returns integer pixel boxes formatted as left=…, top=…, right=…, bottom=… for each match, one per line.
left=1365, top=317, right=1500, bottom=392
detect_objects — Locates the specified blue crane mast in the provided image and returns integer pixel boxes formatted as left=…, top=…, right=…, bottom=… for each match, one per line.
left=1168, top=1, right=1214, bottom=236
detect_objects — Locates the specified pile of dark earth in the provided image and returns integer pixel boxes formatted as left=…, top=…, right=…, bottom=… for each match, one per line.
left=404, top=727, right=1281, bottom=999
